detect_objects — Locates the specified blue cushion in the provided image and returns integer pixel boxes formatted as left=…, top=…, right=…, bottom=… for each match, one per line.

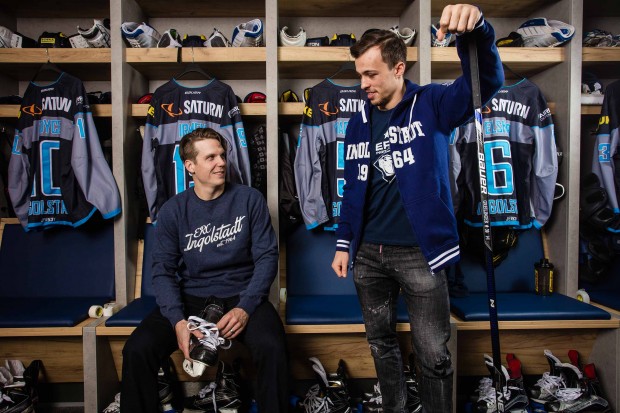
left=450, top=292, right=611, bottom=321
left=286, top=295, right=410, bottom=325
left=0, top=297, right=112, bottom=327
left=105, top=297, right=158, bottom=327
left=106, top=224, right=158, bottom=327
left=580, top=256, right=620, bottom=311
left=0, top=221, right=115, bottom=298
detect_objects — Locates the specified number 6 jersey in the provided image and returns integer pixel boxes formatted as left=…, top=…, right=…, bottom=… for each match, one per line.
left=450, top=78, right=558, bottom=229
left=8, top=72, right=121, bottom=230
left=142, top=78, right=251, bottom=222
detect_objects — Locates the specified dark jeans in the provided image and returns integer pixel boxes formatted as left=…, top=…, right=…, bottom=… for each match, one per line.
left=120, top=295, right=289, bottom=413
left=354, top=243, right=453, bottom=413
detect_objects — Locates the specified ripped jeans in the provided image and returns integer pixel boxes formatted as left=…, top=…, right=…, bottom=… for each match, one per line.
left=354, top=243, right=453, bottom=413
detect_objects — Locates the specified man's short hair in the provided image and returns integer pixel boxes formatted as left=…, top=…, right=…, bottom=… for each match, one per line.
left=350, top=29, right=406, bottom=69
left=179, top=128, right=228, bottom=162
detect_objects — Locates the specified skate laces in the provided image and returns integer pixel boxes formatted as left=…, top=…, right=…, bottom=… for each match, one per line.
left=536, top=371, right=564, bottom=397
left=197, top=381, right=218, bottom=411
left=479, top=384, right=517, bottom=403
left=555, top=387, right=583, bottom=401
left=302, top=384, right=329, bottom=413
left=187, top=316, right=232, bottom=351
left=369, top=383, right=382, bottom=404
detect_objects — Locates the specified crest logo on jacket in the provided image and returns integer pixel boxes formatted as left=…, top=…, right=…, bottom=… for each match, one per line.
left=318, top=101, right=339, bottom=116
left=161, top=103, right=183, bottom=117
left=373, top=153, right=396, bottom=183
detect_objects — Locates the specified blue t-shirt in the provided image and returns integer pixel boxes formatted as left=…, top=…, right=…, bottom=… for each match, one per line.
left=362, top=106, right=417, bottom=246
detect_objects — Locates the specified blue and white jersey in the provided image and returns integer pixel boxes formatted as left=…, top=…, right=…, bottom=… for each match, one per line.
left=592, top=80, right=620, bottom=217
left=294, top=79, right=365, bottom=230
left=8, top=72, right=120, bottom=230
left=142, top=78, right=250, bottom=222
left=450, top=78, right=558, bottom=229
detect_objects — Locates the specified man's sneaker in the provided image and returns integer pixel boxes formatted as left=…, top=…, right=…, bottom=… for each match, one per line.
left=206, top=28, right=232, bottom=47
left=184, top=360, right=243, bottom=413
left=158, top=29, right=182, bottom=48
left=405, top=353, right=422, bottom=412
left=102, top=393, right=120, bottom=413
left=231, top=19, right=264, bottom=47
left=76, top=19, right=111, bottom=48
left=529, top=349, right=565, bottom=404
left=430, top=23, right=455, bottom=47
left=280, top=26, right=307, bottom=47
left=183, top=297, right=231, bottom=377
left=475, top=355, right=529, bottom=413
left=545, top=363, right=611, bottom=412
left=495, top=32, right=524, bottom=47
left=301, top=357, right=352, bottom=413
left=121, top=22, right=161, bottom=48
left=389, top=26, right=416, bottom=46
left=361, top=382, right=382, bottom=413
left=182, top=34, right=207, bottom=47
left=515, top=17, right=575, bottom=47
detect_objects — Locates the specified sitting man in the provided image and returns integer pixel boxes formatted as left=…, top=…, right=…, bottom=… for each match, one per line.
left=120, top=127, right=288, bottom=412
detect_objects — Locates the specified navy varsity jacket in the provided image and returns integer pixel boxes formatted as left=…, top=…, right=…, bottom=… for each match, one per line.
left=335, top=18, right=504, bottom=274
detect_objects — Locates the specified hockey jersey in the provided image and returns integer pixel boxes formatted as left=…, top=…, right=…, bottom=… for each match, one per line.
left=592, top=80, right=620, bottom=216
left=294, top=79, right=365, bottom=230
left=142, top=78, right=251, bottom=222
left=8, top=72, right=121, bottom=230
left=450, top=78, right=558, bottom=229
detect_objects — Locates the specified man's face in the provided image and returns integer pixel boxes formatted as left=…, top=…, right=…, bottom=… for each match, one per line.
left=184, top=139, right=226, bottom=190
left=355, top=45, right=405, bottom=110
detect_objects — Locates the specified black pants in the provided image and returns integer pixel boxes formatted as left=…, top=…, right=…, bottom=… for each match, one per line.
left=120, top=295, right=289, bottom=413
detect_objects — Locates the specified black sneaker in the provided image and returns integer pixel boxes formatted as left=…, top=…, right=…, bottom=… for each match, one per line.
left=184, top=360, right=243, bottom=413
left=302, top=357, right=352, bottom=413
left=405, top=353, right=422, bottom=412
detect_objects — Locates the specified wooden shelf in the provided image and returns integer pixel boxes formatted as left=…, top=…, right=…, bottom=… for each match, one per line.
left=0, top=49, right=111, bottom=80
left=582, top=47, right=620, bottom=79
left=278, top=47, right=417, bottom=79
left=582, top=105, right=602, bottom=115
left=0, top=104, right=112, bottom=118
left=431, top=47, right=564, bottom=79
left=134, top=0, right=265, bottom=17
left=132, top=103, right=266, bottom=117
left=431, top=0, right=561, bottom=17
left=126, top=47, right=266, bottom=80
left=0, top=0, right=110, bottom=18
left=279, top=0, right=410, bottom=17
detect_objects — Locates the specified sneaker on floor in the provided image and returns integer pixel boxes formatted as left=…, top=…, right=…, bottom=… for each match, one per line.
left=206, top=28, right=232, bottom=47
left=515, top=17, right=575, bottom=47
left=183, top=297, right=232, bottom=377
left=121, top=22, right=161, bottom=48
left=77, top=19, right=111, bottom=48
left=102, top=392, right=120, bottom=413
left=232, top=19, right=264, bottom=47
left=389, top=26, right=416, bottom=46
left=158, top=29, right=182, bottom=48
left=184, top=360, right=243, bottom=413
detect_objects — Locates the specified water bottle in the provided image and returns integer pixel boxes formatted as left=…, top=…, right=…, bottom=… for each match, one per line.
left=535, top=258, right=554, bottom=296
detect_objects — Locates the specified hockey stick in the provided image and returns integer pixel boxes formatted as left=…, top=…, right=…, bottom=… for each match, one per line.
left=468, top=38, right=505, bottom=412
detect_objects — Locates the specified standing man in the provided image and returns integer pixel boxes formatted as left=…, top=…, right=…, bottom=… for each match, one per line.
left=121, top=128, right=288, bottom=412
left=332, top=5, right=503, bottom=413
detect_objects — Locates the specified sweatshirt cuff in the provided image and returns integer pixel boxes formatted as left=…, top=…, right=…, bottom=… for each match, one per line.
left=336, top=239, right=350, bottom=252
left=238, top=295, right=262, bottom=316
left=165, top=310, right=185, bottom=329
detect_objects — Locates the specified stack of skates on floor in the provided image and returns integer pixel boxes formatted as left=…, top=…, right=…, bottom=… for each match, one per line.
left=468, top=350, right=611, bottom=413
left=296, top=355, right=422, bottom=413
left=0, top=360, right=42, bottom=413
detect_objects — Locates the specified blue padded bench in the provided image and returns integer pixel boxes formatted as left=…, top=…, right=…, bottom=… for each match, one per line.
left=450, top=229, right=611, bottom=321
left=580, top=255, right=620, bottom=312
left=0, top=219, right=115, bottom=327
left=105, top=223, right=157, bottom=326
left=286, top=225, right=409, bottom=325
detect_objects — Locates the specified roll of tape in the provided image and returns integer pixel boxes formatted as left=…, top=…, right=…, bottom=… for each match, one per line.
left=88, top=305, right=104, bottom=318
left=103, top=303, right=118, bottom=317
